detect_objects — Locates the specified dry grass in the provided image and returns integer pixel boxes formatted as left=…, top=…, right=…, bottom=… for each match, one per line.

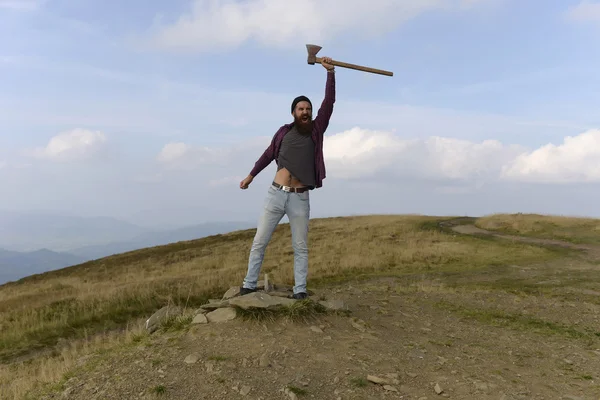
left=475, top=213, right=600, bottom=244
left=0, top=214, right=564, bottom=399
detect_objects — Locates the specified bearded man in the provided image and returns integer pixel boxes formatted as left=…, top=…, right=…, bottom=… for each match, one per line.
left=238, top=56, right=336, bottom=299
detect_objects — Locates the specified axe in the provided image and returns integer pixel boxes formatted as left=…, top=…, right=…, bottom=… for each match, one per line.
left=306, top=44, right=393, bottom=77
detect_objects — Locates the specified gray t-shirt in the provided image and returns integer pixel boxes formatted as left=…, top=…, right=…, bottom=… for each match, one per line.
left=277, top=125, right=315, bottom=187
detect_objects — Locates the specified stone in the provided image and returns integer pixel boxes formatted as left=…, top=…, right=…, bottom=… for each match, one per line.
left=434, top=383, right=443, bottom=394
left=184, top=354, right=199, bottom=364
left=310, top=326, right=323, bottom=333
left=240, top=385, right=251, bottom=396
left=192, top=314, right=208, bottom=324
left=200, top=300, right=230, bottom=311
left=264, top=273, right=271, bottom=292
left=367, top=375, right=389, bottom=385
left=259, top=353, right=270, bottom=367
left=206, top=307, right=237, bottom=323
left=350, top=318, right=367, bottom=332
left=319, top=299, right=345, bottom=311
left=383, top=385, right=398, bottom=392
left=222, top=286, right=241, bottom=300
left=145, top=305, right=182, bottom=333
left=228, top=292, right=296, bottom=310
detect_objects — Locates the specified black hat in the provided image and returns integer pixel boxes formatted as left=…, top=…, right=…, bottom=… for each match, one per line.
left=291, top=95, right=312, bottom=113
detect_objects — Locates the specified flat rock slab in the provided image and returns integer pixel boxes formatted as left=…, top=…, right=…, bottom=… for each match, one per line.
left=206, top=307, right=237, bottom=322
left=228, top=292, right=296, bottom=310
left=200, top=300, right=230, bottom=311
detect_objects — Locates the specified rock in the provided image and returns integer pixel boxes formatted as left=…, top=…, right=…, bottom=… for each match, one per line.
left=367, top=375, right=389, bottom=385
left=383, top=385, right=398, bottom=392
left=200, top=300, right=230, bottom=311
left=319, top=299, right=345, bottom=311
left=228, top=292, right=296, bottom=310
left=206, top=307, right=237, bottom=323
left=184, top=354, right=199, bottom=364
left=434, top=383, right=443, bottom=394
left=222, top=286, right=241, bottom=300
left=350, top=318, right=367, bottom=332
left=310, top=326, right=323, bottom=333
left=284, top=388, right=298, bottom=400
left=264, top=273, right=271, bottom=292
left=259, top=353, right=270, bottom=367
left=192, top=313, right=208, bottom=324
left=240, top=385, right=251, bottom=396
left=145, top=305, right=182, bottom=333
left=407, top=372, right=418, bottom=378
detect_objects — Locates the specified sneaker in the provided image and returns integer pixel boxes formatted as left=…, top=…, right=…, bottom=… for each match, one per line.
left=239, top=287, right=257, bottom=296
left=292, top=292, right=308, bottom=300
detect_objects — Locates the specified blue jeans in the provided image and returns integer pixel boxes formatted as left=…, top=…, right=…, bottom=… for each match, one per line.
left=243, top=183, right=310, bottom=294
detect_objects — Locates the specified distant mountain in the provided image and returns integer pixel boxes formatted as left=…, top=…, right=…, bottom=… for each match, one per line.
left=0, top=248, right=86, bottom=284
left=0, top=211, right=149, bottom=252
left=68, top=221, right=255, bottom=260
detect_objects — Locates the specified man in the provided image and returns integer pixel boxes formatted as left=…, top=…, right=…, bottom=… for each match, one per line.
left=238, top=56, right=336, bottom=299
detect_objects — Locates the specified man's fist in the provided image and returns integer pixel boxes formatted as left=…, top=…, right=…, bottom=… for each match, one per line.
left=240, top=175, right=254, bottom=189
left=321, top=56, right=334, bottom=71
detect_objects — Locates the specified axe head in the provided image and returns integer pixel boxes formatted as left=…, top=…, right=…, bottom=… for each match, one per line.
left=306, top=44, right=322, bottom=65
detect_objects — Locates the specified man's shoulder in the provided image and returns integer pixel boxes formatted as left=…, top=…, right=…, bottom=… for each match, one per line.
left=274, top=123, right=293, bottom=138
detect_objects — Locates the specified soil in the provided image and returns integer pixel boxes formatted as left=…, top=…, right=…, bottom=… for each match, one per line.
left=36, top=225, right=600, bottom=400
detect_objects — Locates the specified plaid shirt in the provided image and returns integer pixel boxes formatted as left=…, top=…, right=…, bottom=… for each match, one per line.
left=249, top=71, right=336, bottom=189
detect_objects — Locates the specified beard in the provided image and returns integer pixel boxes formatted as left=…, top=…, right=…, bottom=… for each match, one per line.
left=294, top=114, right=313, bottom=135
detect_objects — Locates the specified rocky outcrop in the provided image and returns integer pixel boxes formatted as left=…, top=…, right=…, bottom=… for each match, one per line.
left=145, top=274, right=345, bottom=332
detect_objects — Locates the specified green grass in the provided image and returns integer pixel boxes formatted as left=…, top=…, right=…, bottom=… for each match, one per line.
left=233, top=299, right=328, bottom=323
left=436, top=300, right=599, bottom=340
left=286, top=385, right=308, bottom=396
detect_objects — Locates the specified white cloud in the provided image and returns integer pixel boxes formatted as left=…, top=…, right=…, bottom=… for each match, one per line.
left=147, top=0, right=483, bottom=53
left=323, top=127, right=524, bottom=184
left=29, top=128, right=108, bottom=162
left=501, top=129, right=600, bottom=183
left=566, top=1, right=600, bottom=22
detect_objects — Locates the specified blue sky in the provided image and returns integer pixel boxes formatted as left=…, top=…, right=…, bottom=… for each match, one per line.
left=2, top=0, right=600, bottom=227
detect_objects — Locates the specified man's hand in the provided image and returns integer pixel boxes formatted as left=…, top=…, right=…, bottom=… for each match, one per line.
left=240, top=175, right=254, bottom=189
left=321, top=56, right=334, bottom=71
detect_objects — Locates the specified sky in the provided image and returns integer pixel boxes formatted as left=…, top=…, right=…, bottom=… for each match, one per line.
left=1, top=0, right=600, bottom=227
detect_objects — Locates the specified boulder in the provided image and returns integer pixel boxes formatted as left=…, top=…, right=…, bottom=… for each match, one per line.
left=145, top=305, right=182, bottom=333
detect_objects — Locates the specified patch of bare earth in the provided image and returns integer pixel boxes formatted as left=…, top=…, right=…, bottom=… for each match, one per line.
left=36, top=276, right=600, bottom=400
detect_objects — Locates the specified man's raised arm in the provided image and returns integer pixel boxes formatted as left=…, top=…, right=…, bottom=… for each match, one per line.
left=313, top=61, right=336, bottom=135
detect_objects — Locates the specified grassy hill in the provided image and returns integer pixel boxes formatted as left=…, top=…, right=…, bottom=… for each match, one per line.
left=1, top=214, right=599, bottom=399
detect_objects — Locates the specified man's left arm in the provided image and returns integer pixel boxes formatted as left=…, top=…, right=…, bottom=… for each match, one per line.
left=313, top=61, right=336, bottom=135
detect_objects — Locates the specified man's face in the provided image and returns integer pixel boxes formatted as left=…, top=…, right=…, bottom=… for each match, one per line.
left=293, top=101, right=312, bottom=129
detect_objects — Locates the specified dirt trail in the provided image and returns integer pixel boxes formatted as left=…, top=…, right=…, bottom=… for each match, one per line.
left=446, top=220, right=600, bottom=258
left=33, top=223, right=600, bottom=400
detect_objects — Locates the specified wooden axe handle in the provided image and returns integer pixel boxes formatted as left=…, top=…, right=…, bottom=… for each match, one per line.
left=317, top=56, right=393, bottom=77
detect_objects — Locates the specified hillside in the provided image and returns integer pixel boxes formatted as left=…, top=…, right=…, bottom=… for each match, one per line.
left=1, top=214, right=600, bottom=399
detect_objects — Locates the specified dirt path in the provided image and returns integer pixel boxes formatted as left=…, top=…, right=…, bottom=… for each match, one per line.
left=445, top=219, right=600, bottom=259
left=32, top=222, right=600, bottom=400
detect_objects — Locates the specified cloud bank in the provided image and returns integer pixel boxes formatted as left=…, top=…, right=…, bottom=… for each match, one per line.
left=156, top=127, right=600, bottom=185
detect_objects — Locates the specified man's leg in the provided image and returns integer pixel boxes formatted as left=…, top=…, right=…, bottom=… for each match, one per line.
left=287, top=190, right=310, bottom=296
left=242, top=185, right=285, bottom=291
